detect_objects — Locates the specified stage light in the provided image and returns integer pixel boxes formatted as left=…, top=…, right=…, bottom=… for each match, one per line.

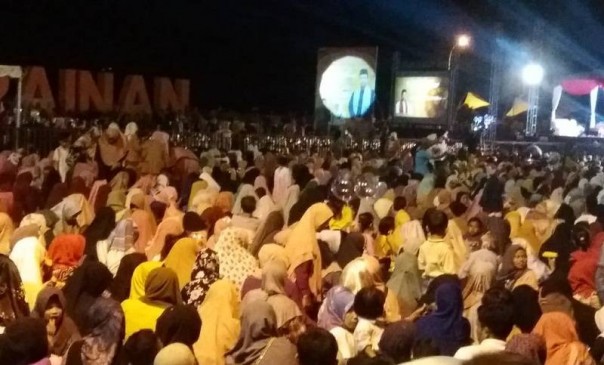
left=457, top=34, right=471, bottom=48
left=522, top=63, right=544, bottom=85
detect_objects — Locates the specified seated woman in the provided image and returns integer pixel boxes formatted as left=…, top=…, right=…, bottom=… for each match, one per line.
left=317, top=285, right=357, bottom=362
left=226, top=300, right=299, bottom=365
left=496, top=245, right=538, bottom=291
left=243, top=261, right=305, bottom=344
left=121, top=267, right=181, bottom=340
left=31, top=286, right=81, bottom=357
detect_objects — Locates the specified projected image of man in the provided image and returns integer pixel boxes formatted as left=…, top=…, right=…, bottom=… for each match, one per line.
left=348, top=69, right=375, bottom=118
left=396, top=89, right=411, bottom=116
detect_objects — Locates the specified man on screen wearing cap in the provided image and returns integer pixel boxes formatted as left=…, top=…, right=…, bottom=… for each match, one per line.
left=348, top=68, right=375, bottom=118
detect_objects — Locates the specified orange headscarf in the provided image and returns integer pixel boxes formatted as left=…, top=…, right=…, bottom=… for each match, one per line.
left=47, top=234, right=85, bottom=267
left=131, top=209, right=157, bottom=253
left=532, top=311, right=595, bottom=365
left=215, top=192, right=234, bottom=215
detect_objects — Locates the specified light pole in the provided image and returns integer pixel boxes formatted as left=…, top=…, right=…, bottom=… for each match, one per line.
left=447, top=34, right=471, bottom=130
left=522, top=63, right=544, bottom=136
left=448, top=34, right=471, bottom=70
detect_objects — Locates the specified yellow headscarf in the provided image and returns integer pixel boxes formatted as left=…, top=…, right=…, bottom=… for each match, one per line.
left=194, top=280, right=240, bottom=365
left=284, top=203, right=333, bottom=296
left=129, top=261, right=162, bottom=299
left=163, top=237, right=200, bottom=289
left=0, top=212, right=14, bottom=255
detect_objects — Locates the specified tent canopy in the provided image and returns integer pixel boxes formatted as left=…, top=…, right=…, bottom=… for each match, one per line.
left=506, top=97, right=528, bottom=117
left=463, top=92, right=489, bottom=110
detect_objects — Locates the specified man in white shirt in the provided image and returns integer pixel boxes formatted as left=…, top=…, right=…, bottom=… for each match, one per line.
left=272, top=156, right=292, bottom=208
left=454, top=301, right=514, bottom=360
left=52, top=135, right=71, bottom=182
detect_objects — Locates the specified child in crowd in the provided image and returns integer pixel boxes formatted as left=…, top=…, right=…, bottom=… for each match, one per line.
left=353, top=286, right=386, bottom=356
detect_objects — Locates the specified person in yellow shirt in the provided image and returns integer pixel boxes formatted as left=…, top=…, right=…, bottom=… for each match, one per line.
left=418, top=209, right=456, bottom=284
left=393, top=196, right=411, bottom=229
left=376, top=217, right=403, bottom=258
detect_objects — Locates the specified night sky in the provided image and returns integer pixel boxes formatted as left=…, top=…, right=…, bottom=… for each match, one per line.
left=1, top=0, right=603, bottom=115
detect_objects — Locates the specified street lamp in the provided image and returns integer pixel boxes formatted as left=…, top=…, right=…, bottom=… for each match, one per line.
left=447, top=34, right=471, bottom=130
left=448, top=34, right=471, bottom=70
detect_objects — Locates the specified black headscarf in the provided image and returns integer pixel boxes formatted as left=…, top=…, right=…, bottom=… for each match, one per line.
left=288, top=185, right=327, bottom=226
left=0, top=317, right=48, bottom=365
left=109, top=253, right=147, bottom=302
left=83, top=206, right=116, bottom=260
left=539, top=222, right=573, bottom=273
left=336, top=232, right=364, bottom=269
left=62, top=261, right=113, bottom=330
left=155, top=305, right=202, bottom=348
left=511, top=285, right=542, bottom=333
left=555, top=203, right=576, bottom=228
left=0, top=254, right=29, bottom=327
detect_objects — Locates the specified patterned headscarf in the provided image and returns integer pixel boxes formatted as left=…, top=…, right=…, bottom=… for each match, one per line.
left=181, top=248, right=220, bottom=307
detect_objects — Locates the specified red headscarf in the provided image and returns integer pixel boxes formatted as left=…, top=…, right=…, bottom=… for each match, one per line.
left=47, top=234, right=86, bottom=268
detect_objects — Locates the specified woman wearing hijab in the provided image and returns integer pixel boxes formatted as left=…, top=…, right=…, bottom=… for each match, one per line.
left=146, top=213, right=184, bottom=260
left=241, top=244, right=301, bottom=307
left=9, top=233, right=45, bottom=310
left=415, top=281, right=471, bottom=356
left=284, top=202, right=333, bottom=307
left=0, top=317, right=51, bottom=365
left=96, top=218, right=135, bottom=276
left=104, top=171, right=130, bottom=213
left=214, top=227, right=259, bottom=290
left=121, top=266, right=182, bottom=339
left=287, top=185, right=328, bottom=227
left=164, top=212, right=207, bottom=289
left=569, top=231, right=604, bottom=307
left=82, top=207, right=116, bottom=261
left=225, top=299, right=299, bottom=365
left=249, top=210, right=284, bottom=256
left=155, top=343, right=197, bottom=365
left=63, top=297, right=124, bottom=365
left=0, top=212, right=14, bottom=254
left=31, top=286, right=81, bottom=356
left=193, top=280, right=241, bottom=365
left=62, top=261, right=113, bottom=331
left=127, top=192, right=157, bottom=253
left=387, top=248, right=422, bottom=318
left=51, top=193, right=94, bottom=235
left=340, top=256, right=402, bottom=323
left=127, top=260, right=163, bottom=300
left=532, top=311, right=595, bottom=365
left=47, top=233, right=86, bottom=288
left=0, top=254, right=29, bottom=328
left=108, top=253, right=147, bottom=302
left=215, top=191, right=235, bottom=215
left=317, top=285, right=357, bottom=361
left=97, top=123, right=126, bottom=175
left=497, top=244, right=538, bottom=290
left=458, top=232, right=499, bottom=343
left=124, top=122, right=141, bottom=171
left=181, top=248, right=220, bottom=307
left=539, top=221, right=573, bottom=274
left=243, top=261, right=304, bottom=341
left=505, top=334, right=546, bottom=365
left=155, top=304, right=202, bottom=348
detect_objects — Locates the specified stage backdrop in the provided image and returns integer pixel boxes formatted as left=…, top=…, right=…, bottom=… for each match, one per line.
left=314, top=47, right=378, bottom=131
left=392, top=71, right=450, bottom=124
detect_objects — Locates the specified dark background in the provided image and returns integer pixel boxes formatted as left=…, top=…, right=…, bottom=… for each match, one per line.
left=0, top=0, right=603, bottom=117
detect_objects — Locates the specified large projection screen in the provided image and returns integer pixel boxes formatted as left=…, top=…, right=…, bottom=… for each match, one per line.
left=392, top=71, right=450, bottom=124
left=314, top=47, right=378, bottom=125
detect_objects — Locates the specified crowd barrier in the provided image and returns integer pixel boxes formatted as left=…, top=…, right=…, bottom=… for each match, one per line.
left=3, top=126, right=604, bottom=159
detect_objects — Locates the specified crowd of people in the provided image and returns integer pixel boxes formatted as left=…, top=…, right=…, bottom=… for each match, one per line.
left=0, top=120, right=603, bottom=365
